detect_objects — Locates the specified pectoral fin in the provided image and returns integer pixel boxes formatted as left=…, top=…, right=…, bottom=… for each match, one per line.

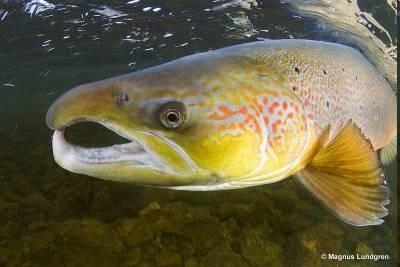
left=295, top=122, right=389, bottom=226
left=380, top=134, right=397, bottom=165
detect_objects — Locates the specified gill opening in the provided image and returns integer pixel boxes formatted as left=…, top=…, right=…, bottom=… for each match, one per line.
left=240, top=99, right=269, bottom=179
left=141, top=131, right=198, bottom=174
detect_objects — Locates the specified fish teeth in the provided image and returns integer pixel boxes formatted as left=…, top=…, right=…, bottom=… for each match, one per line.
left=52, top=130, right=164, bottom=168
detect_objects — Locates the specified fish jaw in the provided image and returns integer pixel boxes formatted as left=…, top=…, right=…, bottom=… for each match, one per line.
left=51, top=129, right=210, bottom=185
left=51, top=130, right=163, bottom=182
left=46, top=78, right=211, bottom=186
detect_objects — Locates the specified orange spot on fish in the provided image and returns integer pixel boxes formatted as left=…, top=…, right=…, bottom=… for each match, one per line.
left=243, top=114, right=261, bottom=134
left=253, top=97, right=263, bottom=110
left=268, top=102, right=279, bottom=114
left=219, top=106, right=231, bottom=114
left=271, top=119, right=281, bottom=133
left=217, top=123, right=237, bottom=131
left=209, top=113, right=223, bottom=120
left=254, top=123, right=261, bottom=134
left=210, top=106, right=236, bottom=120
left=239, top=106, right=248, bottom=114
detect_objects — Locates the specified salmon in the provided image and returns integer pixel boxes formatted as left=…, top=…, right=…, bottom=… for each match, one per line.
left=46, top=39, right=397, bottom=226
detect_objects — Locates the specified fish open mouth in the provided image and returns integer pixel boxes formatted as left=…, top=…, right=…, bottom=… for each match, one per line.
left=51, top=122, right=170, bottom=175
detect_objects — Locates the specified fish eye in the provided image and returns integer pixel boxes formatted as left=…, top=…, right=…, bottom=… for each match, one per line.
left=162, top=109, right=182, bottom=128
left=158, top=101, right=186, bottom=129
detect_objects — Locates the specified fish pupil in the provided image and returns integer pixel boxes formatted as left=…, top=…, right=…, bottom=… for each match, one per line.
left=166, top=111, right=179, bottom=123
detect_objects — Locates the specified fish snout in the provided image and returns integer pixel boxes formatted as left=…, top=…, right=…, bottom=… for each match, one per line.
left=46, top=78, right=127, bottom=130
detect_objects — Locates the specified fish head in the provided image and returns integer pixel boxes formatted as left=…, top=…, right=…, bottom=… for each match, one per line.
left=46, top=51, right=311, bottom=187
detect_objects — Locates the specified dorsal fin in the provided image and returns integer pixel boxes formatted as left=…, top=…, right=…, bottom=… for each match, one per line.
left=295, top=122, right=389, bottom=226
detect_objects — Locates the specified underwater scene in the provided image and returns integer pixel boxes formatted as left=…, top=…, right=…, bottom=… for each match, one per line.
left=0, top=0, right=397, bottom=266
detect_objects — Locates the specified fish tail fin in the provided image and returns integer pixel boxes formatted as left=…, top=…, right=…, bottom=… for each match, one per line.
left=294, top=122, right=389, bottom=226
left=380, top=134, right=397, bottom=165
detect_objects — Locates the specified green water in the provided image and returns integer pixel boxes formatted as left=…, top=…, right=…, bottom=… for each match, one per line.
left=0, top=0, right=397, bottom=266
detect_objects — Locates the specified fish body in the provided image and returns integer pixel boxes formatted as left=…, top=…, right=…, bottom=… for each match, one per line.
left=46, top=39, right=396, bottom=225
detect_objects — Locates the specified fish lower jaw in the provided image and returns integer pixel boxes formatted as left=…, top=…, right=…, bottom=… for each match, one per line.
left=51, top=129, right=169, bottom=173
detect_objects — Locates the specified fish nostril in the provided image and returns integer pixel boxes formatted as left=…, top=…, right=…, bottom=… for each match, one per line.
left=116, top=92, right=130, bottom=106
